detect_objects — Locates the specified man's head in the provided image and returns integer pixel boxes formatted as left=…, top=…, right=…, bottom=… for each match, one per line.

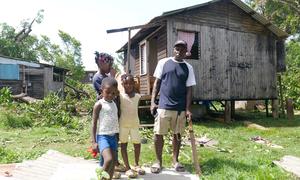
left=95, top=51, right=114, bottom=74
left=173, top=40, right=187, bottom=60
left=121, top=74, right=135, bottom=94
left=101, top=77, right=118, bottom=101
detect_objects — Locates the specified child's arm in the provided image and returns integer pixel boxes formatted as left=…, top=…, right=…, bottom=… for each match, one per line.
left=91, top=101, right=102, bottom=149
left=115, top=95, right=121, bottom=118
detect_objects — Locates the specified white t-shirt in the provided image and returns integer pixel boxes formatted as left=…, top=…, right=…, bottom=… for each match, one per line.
left=153, top=57, right=196, bottom=87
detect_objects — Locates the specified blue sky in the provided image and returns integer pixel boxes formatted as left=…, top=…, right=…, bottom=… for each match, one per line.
left=0, top=0, right=209, bottom=70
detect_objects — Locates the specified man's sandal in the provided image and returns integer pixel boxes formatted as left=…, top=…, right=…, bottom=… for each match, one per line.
left=173, top=162, right=185, bottom=172
left=125, top=169, right=138, bottom=178
left=150, top=162, right=162, bottom=174
left=132, top=166, right=145, bottom=175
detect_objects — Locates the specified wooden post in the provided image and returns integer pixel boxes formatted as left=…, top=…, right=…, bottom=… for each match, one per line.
left=271, top=99, right=279, bottom=119
left=265, top=99, right=269, bottom=117
left=278, top=74, right=285, bottom=116
left=21, top=65, right=26, bottom=93
left=225, top=101, right=231, bottom=122
left=106, top=22, right=162, bottom=74
left=231, top=101, right=235, bottom=119
left=286, top=98, right=294, bottom=120
left=62, top=71, right=65, bottom=99
left=127, top=28, right=131, bottom=74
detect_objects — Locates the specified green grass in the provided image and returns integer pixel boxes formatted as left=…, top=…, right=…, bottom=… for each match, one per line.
left=0, top=111, right=299, bottom=179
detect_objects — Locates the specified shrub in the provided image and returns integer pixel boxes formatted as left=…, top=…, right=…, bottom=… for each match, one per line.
left=1, top=113, right=32, bottom=128
left=0, top=87, right=12, bottom=104
left=0, top=147, right=20, bottom=163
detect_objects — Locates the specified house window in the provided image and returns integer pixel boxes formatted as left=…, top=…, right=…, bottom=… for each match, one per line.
left=177, top=31, right=199, bottom=60
left=140, top=42, right=147, bottom=75
left=53, top=73, right=62, bottom=82
left=53, top=68, right=63, bottom=82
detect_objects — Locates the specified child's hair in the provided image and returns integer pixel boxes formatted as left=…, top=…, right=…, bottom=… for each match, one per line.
left=101, top=77, right=118, bottom=89
left=94, top=51, right=114, bottom=65
left=121, top=74, right=134, bottom=83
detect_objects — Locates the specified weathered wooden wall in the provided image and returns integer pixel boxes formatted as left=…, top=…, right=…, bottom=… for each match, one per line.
left=171, top=1, right=268, bottom=35
left=188, top=25, right=276, bottom=100
left=20, top=67, right=45, bottom=99
left=0, top=80, right=22, bottom=94
left=133, top=27, right=167, bottom=95
left=162, top=0, right=278, bottom=100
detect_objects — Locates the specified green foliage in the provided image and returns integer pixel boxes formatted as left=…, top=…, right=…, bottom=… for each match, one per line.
left=26, top=93, right=79, bottom=128
left=0, top=147, right=20, bottom=163
left=1, top=112, right=32, bottom=128
left=281, top=41, right=300, bottom=109
left=0, top=23, right=39, bottom=61
left=248, top=0, right=300, bottom=36
left=0, top=19, right=85, bottom=81
left=0, top=87, right=12, bottom=104
left=55, top=30, right=85, bottom=80
left=0, top=111, right=300, bottom=178
left=248, top=0, right=300, bottom=109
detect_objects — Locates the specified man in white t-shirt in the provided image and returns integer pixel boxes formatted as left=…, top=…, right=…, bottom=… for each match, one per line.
left=150, top=40, right=196, bottom=173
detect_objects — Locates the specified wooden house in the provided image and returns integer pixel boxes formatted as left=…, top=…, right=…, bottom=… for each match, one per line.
left=117, top=0, right=288, bottom=102
left=81, top=70, right=97, bottom=84
left=0, top=55, right=68, bottom=99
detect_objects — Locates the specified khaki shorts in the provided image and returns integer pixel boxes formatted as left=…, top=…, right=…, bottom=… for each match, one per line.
left=119, top=127, right=141, bottom=144
left=154, top=109, right=186, bottom=135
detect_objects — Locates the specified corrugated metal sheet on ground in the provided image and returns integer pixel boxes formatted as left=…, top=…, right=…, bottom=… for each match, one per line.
left=0, top=150, right=199, bottom=180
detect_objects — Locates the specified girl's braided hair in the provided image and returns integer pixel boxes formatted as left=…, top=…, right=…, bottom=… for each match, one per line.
left=94, top=51, right=114, bottom=65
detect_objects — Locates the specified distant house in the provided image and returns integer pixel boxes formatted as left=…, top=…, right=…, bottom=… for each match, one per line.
left=117, top=0, right=288, bottom=101
left=81, top=70, right=97, bottom=84
left=0, top=55, right=68, bottom=99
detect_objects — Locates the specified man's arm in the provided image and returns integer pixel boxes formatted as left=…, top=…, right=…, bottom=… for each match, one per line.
left=186, top=86, right=193, bottom=120
left=150, top=78, right=161, bottom=115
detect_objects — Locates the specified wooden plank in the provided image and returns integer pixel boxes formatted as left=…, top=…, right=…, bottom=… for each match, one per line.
left=272, top=99, right=279, bottom=119
left=286, top=98, right=294, bottom=120
left=138, top=105, right=151, bottom=109
left=167, top=19, right=174, bottom=57
left=106, top=22, right=162, bottom=33
left=228, top=30, right=239, bottom=99
left=140, top=124, right=154, bottom=127
left=225, top=100, right=231, bottom=122
left=278, top=74, right=285, bottom=116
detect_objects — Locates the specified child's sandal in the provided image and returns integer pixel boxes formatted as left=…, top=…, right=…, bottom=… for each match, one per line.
left=125, top=169, right=138, bottom=178
left=132, top=166, right=145, bottom=175
left=114, top=164, right=126, bottom=172
left=112, top=171, right=121, bottom=179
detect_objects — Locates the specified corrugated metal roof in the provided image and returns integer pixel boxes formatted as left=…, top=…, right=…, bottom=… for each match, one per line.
left=0, top=56, right=40, bottom=68
left=0, top=55, right=69, bottom=71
